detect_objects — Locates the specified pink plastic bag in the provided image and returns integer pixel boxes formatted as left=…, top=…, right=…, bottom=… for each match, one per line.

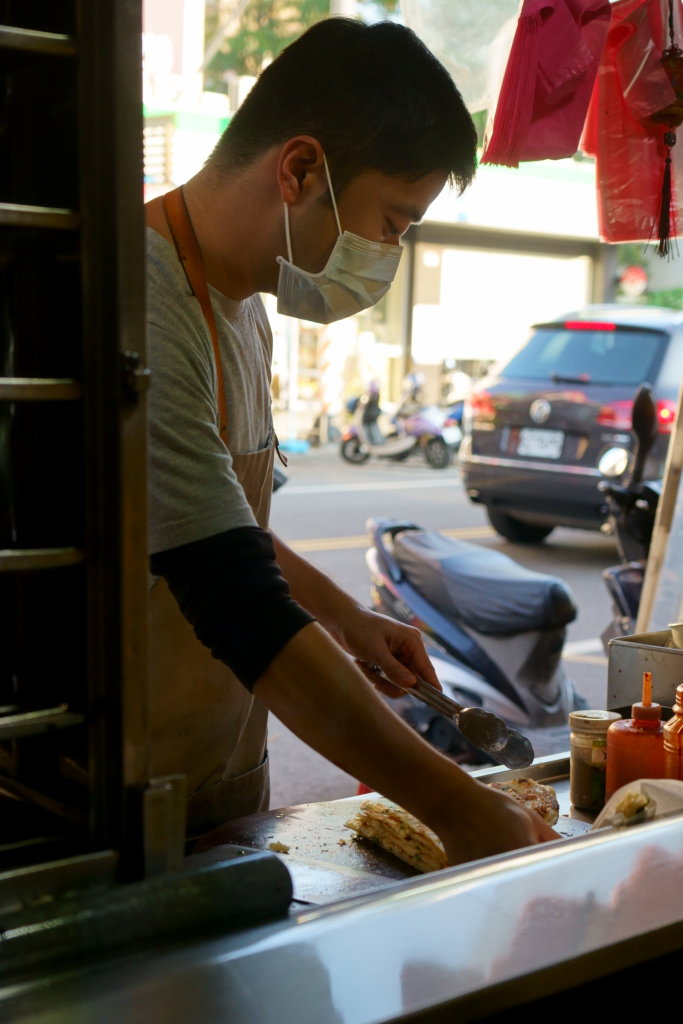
left=580, top=0, right=683, bottom=247
left=482, top=0, right=612, bottom=167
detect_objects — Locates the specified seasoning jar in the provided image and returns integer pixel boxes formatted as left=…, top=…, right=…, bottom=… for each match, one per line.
left=569, top=710, right=621, bottom=810
left=664, top=683, right=683, bottom=780
left=605, top=671, right=666, bottom=801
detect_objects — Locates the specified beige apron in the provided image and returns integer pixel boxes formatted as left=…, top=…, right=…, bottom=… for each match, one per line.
left=145, top=188, right=277, bottom=838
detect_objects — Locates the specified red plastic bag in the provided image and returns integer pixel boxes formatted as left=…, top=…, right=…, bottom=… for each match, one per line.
left=482, top=0, right=612, bottom=167
left=580, top=0, right=683, bottom=247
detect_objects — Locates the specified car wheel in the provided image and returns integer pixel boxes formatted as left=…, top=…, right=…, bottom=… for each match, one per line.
left=425, top=436, right=453, bottom=469
left=340, top=437, right=370, bottom=464
left=485, top=507, right=554, bottom=543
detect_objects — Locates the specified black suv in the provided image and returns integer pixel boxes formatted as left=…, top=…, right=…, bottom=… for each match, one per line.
left=458, top=304, right=683, bottom=542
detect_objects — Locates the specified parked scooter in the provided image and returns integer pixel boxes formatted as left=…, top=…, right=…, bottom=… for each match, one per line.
left=365, top=516, right=588, bottom=762
left=390, top=371, right=461, bottom=466
left=340, top=387, right=461, bottom=469
left=599, top=383, right=662, bottom=651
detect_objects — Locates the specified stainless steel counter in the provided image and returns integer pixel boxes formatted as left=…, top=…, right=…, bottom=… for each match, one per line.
left=6, top=754, right=683, bottom=1023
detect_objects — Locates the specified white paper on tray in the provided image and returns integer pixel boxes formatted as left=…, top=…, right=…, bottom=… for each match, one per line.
left=592, top=778, right=683, bottom=830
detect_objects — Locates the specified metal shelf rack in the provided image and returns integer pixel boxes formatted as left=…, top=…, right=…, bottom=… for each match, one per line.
left=0, top=0, right=149, bottom=880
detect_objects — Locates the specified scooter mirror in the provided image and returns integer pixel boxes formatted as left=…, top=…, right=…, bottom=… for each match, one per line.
left=598, top=446, right=630, bottom=478
left=631, top=382, right=658, bottom=444
left=630, top=383, right=659, bottom=486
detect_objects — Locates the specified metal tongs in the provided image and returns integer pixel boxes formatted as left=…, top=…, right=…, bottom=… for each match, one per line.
left=392, top=674, right=535, bottom=769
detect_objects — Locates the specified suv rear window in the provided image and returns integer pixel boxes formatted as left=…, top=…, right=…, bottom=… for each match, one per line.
left=501, top=325, right=668, bottom=386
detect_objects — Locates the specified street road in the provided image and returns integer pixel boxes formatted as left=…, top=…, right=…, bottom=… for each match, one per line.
left=266, top=444, right=616, bottom=809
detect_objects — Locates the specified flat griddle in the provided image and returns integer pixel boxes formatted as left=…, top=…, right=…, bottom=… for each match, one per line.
left=188, top=796, right=414, bottom=905
left=186, top=774, right=593, bottom=907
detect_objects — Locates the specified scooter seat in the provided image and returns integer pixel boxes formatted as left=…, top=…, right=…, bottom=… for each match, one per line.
left=392, top=529, right=577, bottom=634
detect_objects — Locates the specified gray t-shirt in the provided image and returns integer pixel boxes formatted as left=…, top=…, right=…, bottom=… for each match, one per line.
left=146, top=227, right=274, bottom=554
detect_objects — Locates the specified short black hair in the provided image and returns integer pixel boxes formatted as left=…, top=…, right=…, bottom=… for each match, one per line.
left=209, top=17, right=477, bottom=195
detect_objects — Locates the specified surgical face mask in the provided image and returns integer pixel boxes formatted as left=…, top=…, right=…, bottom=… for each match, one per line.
left=276, top=156, right=402, bottom=324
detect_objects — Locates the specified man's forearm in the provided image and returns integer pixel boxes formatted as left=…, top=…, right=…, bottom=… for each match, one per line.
left=254, top=620, right=473, bottom=837
left=254, top=621, right=560, bottom=865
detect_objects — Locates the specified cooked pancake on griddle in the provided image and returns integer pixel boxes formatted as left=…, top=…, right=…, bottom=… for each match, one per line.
left=488, top=777, right=559, bottom=824
left=344, top=800, right=447, bottom=873
left=345, top=778, right=559, bottom=873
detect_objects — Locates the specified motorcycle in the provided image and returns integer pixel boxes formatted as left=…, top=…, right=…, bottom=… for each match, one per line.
left=365, top=516, right=588, bottom=763
left=599, top=383, right=662, bottom=651
left=340, top=390, right=461, bottom=469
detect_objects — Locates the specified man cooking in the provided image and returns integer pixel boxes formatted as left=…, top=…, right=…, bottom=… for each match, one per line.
left=145, top=16, right=559, bottom=864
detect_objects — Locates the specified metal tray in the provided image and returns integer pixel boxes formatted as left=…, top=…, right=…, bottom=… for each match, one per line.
left=607, top=629, right=683, bottom=713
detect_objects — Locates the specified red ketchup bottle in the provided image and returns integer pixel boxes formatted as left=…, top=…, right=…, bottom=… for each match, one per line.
left=605, top=671, right=666, bottom=801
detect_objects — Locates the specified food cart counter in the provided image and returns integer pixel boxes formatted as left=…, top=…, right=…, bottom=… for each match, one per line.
left=3, top=750, right=683, bottom=1024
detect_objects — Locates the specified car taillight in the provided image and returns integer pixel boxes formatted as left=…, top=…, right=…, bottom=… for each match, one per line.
left=468, top=389, right=496, bottom=422
left=656, top=398, right=676, bottom=433
left=563, top=320, right=616, bottom=331
left=597, top=398, right=677, bottom=433
left=597, top=400, right=633, bottom=429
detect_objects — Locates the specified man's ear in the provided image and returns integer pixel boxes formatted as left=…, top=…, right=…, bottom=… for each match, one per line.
left=277, top=136, right=325, bottom=205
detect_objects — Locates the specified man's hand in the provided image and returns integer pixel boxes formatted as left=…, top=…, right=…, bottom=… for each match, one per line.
left=333, top=604, right=441, bottom=695
left=270, top=532, right=440, bottom=693
left=435, top=778, right=560, bottom=866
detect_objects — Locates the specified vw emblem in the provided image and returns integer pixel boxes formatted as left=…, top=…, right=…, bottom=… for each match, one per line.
left=529, top=399, right=551, bottom=424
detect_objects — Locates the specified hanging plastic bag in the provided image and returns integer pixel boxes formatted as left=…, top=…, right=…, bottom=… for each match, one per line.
left=580, top=0, right=683, bottom=251
left=481, top=0, right=612, bottom=167
left=400, top=0, right=523, bottom=112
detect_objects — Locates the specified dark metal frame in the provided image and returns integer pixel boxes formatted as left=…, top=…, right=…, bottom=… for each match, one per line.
left=0, top=0, right=148, bottom=880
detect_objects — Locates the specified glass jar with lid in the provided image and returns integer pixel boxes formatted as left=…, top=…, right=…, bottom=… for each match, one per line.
left=569, top=709, right=622, bottom=811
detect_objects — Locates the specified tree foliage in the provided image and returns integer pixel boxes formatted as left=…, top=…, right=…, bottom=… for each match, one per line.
left=204, top=0, right=399, bottom=87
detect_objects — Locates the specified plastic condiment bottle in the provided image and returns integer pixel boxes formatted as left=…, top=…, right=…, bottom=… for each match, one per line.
left=605, top=671, right=666, bottom=800
left=664, top=683, right=683, bottom=781
left=569, top=709, right=622, bottom=811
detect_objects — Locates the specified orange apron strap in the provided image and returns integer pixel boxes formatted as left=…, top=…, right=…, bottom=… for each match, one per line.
left=161, top=187, right=229, bottom=446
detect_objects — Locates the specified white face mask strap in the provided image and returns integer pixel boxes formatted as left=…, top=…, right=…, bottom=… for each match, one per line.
left=284, top=203, right=294, bottom=263
left=323, top=153, right=343, bottom=236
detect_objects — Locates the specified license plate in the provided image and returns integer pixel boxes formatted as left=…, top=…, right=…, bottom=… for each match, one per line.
left=442, top=426, right=461, bottom=445
left=516, top=428, right=564, bottom=459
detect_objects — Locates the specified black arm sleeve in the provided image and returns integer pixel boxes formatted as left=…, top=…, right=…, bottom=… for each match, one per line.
left=150, top=527, right=315, bottom=691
